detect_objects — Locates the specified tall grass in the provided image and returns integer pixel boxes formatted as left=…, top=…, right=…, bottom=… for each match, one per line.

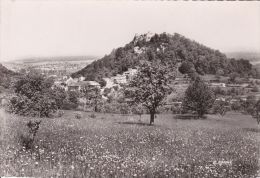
left=0, top=111, right=259, bottom=177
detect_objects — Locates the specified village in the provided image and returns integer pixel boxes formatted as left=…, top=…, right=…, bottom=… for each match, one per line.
left=42, top=64, right=260, bottom=112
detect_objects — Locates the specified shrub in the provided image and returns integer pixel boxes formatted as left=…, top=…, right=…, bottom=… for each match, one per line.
left=251, top=86, right=259, bottom=92
left=175, top=114, right=201, bottom=120
left=231, top=101, right=242, bottom=111
left=19, top=120, right=41, bottom=150
left=57, top=110, right=64, bottom=117
left=75, top=112, right=82, bottom=119
left=89, top=113, right=96, bottom=118
left=212, top=100, right=229, bottom=116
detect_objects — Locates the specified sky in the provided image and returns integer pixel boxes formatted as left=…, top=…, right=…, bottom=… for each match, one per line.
left=0, top=0, right=260, bottom=62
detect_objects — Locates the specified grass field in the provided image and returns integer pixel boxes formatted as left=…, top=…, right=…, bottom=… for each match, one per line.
left=0, top=109, right=259, bottom=177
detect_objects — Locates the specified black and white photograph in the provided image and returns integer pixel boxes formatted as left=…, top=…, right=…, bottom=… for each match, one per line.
left=0, top=0, right=260, bottom=177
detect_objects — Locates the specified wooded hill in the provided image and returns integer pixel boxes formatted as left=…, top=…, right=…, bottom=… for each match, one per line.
left=72, top=33, right=258, bottom=81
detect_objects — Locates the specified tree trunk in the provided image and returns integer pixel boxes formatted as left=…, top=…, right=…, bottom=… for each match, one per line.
left=257, top=112, right=260, bottom=125
left=150, top=112, right=155, bottom=125
left=197, top=110, right=204, bottom=119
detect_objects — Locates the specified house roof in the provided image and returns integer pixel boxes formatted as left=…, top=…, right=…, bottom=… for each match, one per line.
left=67, top=80, right=101, bottom=87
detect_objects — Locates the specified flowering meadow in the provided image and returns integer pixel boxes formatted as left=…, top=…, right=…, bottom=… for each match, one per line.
left=0, top=110, right=259, bottom=177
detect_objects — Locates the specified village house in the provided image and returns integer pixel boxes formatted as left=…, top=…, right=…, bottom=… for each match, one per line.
left=67, top=81, right=101, bottom=91
left=64, top=77, right=100, bottom=91
left=107, top=68, right=138, bottom=86
left=227, top=83, right=249, bottom=88
left=111, top=74, right=127, bottom=84
left=210, top=83, right=226, bottom=88
left=216, top=97, right=226, bottom=101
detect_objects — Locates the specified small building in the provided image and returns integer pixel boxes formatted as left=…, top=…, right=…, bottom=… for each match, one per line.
left=66, top=80, right=101, bottom=91
left=229, top=99, right=240, bottom=104
left=216, top=97, right=226, bottom=101
left=85, top=81, right=101, bottom=88
left=227, top=83, right=248, bottom=88
left=111, top=74, right=127, bottom=84
left=79, top=76, right=86, bottom=81
left=210, top=83, right=226, bottom=88
left=103, top=78, right=116, bottom=88
left=123, top=68, right=138, bottom=76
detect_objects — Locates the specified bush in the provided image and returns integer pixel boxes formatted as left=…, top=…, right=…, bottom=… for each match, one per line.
left=75, top=112, right=82, bottom=119
left=57, top=110, right=64, bottom=117
left=212, top=100, right=229, bottom=116
left=251, top=86, right=259, bottom=92
left=231, top=101, right=242, bottom=111
left=89, top=113, right=96, bottom=119
left=171, top=105, right=182, bottom=114
left=175, top=114, right=203, bottom=120
left=19, top=120, right=41, bottom=150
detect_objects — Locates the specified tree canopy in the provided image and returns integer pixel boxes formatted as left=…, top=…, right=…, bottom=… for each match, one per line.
left=9, top=72, right=57, bottom=117
left=125, top=52, right=175, bottom=124
left=182, top=77, right=215, bottom=118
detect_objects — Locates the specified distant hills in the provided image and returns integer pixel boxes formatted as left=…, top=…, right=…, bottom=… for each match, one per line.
left=10, top=56, right=99, bottom=64
left=72, top=32, right=259, bottom=81
left=226, top=52, right=260, bottom=64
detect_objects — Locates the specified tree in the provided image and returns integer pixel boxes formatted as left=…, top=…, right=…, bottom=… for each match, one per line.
left=61, top=90, right=80, bottom=110
left=51, top=86, right=67, bottom=109
left=9, top=72, right=57, bottom=117
left=182, top=77, right=215, bottom=118
left=215, top=69, right=224, bottom=81
left=252, top=100, right=260, bottom=124
left=229, top=72, right=239, bottom=83
left=81, top=85, right=102, bottom=112
left=125, top=59, right=175, bottom=125
left=99, top=78, right=107, bottom=88
left=178, top=61, right=196, bottom=75
left=242, top=95, right=257, bottom=114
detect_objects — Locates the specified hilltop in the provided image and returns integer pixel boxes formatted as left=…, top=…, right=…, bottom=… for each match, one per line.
left=72, top=32, right=258, bottom=81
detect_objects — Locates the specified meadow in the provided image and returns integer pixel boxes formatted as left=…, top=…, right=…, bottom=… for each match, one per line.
left=0, top=109, right=259, bottom=177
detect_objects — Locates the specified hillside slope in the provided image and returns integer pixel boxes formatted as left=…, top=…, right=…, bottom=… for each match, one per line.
left=72, top=33, right=258, bottom=81
left=0, top=64, right=17, bottom=89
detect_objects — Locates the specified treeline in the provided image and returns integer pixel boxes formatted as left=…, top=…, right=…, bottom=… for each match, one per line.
left=72, top=33, right=258, bottom=81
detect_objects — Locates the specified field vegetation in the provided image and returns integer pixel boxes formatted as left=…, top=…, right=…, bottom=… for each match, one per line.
left=0, top=109, right=259, bottom=177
